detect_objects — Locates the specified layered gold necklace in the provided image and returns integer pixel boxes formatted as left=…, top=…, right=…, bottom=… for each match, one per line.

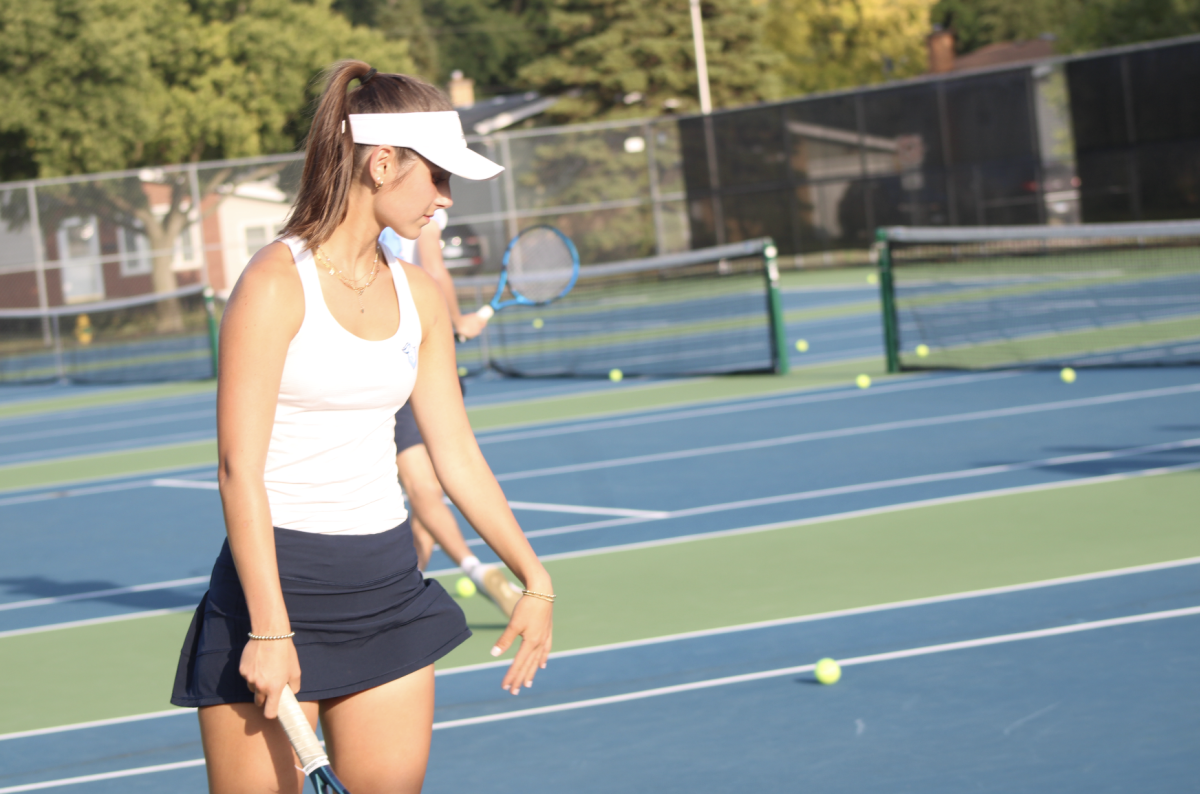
left=316, top=245, right=382, bottom=313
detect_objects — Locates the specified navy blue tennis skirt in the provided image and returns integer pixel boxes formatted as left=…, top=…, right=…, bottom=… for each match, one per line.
left=170, top=520, right=470, bottom=707
left=394, top=403, right=424, bottom=455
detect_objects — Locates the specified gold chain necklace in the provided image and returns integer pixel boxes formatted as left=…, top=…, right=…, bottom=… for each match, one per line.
left=316, top=245, right=381, bottom=313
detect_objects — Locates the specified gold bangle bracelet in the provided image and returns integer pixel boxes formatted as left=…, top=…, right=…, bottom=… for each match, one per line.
left=247, top=631, right=295, bottom=641
left=521, top=590, right=556, bottom=603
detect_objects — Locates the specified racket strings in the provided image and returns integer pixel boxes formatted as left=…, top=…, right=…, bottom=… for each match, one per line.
left=506, top=228, right=575, bottom=303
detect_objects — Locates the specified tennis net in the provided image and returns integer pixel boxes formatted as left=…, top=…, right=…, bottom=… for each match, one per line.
left=0, top=284, right=220, bottom=384
left=876, top=221, right=1200, bottom=371
left=457, top=238, right=789, bottom=378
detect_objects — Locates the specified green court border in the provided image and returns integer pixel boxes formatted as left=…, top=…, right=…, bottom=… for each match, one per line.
left=0, top=468, right=1194, bottom=734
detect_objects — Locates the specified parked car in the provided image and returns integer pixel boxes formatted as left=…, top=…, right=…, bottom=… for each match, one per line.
left=440, top=224, right=487, bottom=274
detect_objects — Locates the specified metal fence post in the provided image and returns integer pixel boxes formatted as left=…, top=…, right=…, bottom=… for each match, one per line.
left=499, top=134, right=519, bottom=242
left=645, top=121, right=666, bottom=256
left=763, top=238, right=789, bottom=375
left=26, top=184, right=51, bottom=345
left=187, top=164, right=212, bottom=286
left=876, top=228, right=901, bottom=373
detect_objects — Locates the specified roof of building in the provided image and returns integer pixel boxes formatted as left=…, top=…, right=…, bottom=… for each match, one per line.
left=953, top=38, right=1057, bottom=72
left=457, top=92, right=559, bottom=136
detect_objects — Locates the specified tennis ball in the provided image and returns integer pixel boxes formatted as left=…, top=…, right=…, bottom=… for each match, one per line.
left=856, top=374, right=871, bottom=389
left=532, top=318, right=544, bottom=329
left=455, top=577, right=477, bottom=598
left=867, top=273, right=879, bottom=285
left=915, top=344, right=930, bottom=358
left=1060, top=367, right=1077, bottom=383
left=795, top=339, right=809, bottom=353
left=457, top=366, right=468, bottom=377
left=609, top=368, right=624, bottom=382
left=815, top=658, right=841, bottom=685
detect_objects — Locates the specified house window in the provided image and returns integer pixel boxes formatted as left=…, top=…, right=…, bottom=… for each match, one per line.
left=56, top=216, right=104, bottom=303
left=118, top=224, right=152, bottom=277
left=245, top=225, right=269, bottom=258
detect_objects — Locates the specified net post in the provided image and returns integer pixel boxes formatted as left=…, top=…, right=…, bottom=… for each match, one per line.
left=762, top=237, right=790, bottom=374
left=203, top=286, right=219, bottom=379
left=875, top=228, right=901, bottom=373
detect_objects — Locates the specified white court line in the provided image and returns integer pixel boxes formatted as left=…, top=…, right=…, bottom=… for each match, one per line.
left=0, top=608, right=192, bottom=640
left=0, top=410, right=214, bottom=445
left=150, top=478, right=218, bottom=490
left=472, top=440, right=1200, bottom=545
left=506, top=501, right=669, bottom=518
left=6, top=605, right=1195, bottom=791
left=433, top=605, right=1200, bottom=729
left=7, top=552, right=1199, bottom=743
left=513, top=459, right=1200, bottom=563
left=475, top=370, right=1020, bottom=445
left=0, top=468, right=214, bottom=507
left=0, top=759, right=206, bottom=793
left=0, top=709, right=193, bottom=743
left=435, top=553, right=1200, bottom=676
left=0, top=431, right=214, bottom=469
left=7, top=455, right=1197, bottom=626
left=0, top=577, right=209, bottom=613
left=492, top=382, right=1200, bottom=481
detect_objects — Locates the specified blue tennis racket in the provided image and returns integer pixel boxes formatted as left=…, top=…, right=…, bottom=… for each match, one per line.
left=277, top=686, right=350, bottom=793
left=475, top=225, right=580, bottom=322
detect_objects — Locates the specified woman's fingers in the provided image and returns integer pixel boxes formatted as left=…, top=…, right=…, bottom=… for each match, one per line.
left=497, top=599, right=553, bottom=694
left=239, top=639, right=301, bottom=719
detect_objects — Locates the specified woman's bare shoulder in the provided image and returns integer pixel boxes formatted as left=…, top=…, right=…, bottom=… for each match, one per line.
left=225, top=241, right=304, bottom=330
left=401, top=261, right=446, bottom=319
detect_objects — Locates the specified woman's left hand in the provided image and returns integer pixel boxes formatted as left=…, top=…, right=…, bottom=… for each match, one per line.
left=491, top=595, right=554, bottom=695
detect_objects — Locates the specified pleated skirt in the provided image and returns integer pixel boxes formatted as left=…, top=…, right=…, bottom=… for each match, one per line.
left=170, top=520, right=470, bottom=707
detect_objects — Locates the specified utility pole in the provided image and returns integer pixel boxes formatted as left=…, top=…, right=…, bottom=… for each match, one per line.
left=689, top=0, right=724, bottom=242
left=689, top=0, right=713, bottom=114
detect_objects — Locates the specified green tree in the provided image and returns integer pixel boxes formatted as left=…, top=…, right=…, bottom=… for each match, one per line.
left=929, top=0, right=1200, bottom=56
left=764, top=0, right=935, bottom=94
left=0, top=0, right=412, bottom=326
left=517, top=0, right=786, bottom=123
left=333, top=0, right=553, bottom=92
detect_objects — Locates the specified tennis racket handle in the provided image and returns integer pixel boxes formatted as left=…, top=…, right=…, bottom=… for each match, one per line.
left=277, top=686, right=329, bottom=775
left=476, top=305, right=495, bottom=321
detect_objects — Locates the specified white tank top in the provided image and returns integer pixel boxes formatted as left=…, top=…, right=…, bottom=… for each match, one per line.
left=263, top=237, right=421, bottom=535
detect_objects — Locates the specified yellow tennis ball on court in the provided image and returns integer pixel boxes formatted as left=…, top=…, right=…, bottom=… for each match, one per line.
left=609, top=368, right=623, bottom=382
left=795, top=339, right=809, bottom=353
left=856, top=374, right=871, bottom=389
left=1060, top=367, right=1076, bottom=383
left=532, top=318, right=544, bottom=329
left=916, top=344, right=930, bottom=358
left=867, top=273, right=879, bottom=285
left=455, top=577, right=476, bottom=598
left=457, top=366, right=468, bottom=377
left=815, top=658, right=841, bottom=685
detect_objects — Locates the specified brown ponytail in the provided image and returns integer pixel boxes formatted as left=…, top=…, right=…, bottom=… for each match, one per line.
left=281, top=60, right=454, bottom=248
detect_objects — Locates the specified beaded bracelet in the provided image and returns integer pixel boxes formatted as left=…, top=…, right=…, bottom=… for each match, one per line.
left=247, top=631, right=295, bottom=641
left=521, top=589, right=556, bottom=603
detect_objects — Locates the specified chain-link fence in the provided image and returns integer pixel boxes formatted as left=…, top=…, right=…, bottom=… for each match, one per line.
left=0, top=116, right=689, bottom=382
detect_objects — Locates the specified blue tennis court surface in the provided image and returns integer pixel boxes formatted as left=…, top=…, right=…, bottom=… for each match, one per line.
left=0, top=307, right=1197, bottom=791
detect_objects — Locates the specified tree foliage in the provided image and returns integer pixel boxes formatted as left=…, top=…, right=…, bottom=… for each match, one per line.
left=0, top=0, right=414, bottom=179
left=930, top=0, right=1200, bottom=56
left=516, top=0, right=785, bottom=123
left=764, top=0, right=935, bottom=94
left=335, top=0, right=553, bottom=92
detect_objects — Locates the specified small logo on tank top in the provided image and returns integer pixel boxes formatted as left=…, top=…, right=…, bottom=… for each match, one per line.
left=402, top=341, right=417, bottom=368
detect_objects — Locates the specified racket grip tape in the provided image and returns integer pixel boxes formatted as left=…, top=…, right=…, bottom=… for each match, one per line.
left=277, top=686, right=329, bottom=776
left=476, top=305, right=495, bottom=321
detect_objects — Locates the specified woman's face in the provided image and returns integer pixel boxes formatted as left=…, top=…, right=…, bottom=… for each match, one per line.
left=376, top=152, right=452, bottom=240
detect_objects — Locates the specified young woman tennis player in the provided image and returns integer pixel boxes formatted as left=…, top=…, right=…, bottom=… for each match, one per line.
left=170, top=61, right=554, bottom=794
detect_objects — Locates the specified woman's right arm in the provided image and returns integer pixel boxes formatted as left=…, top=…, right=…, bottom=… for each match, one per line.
left=215, top=242, right=304, bottom=720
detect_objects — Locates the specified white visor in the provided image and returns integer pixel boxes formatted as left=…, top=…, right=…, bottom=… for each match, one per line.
left=348, top=111, right=503, bottom=181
